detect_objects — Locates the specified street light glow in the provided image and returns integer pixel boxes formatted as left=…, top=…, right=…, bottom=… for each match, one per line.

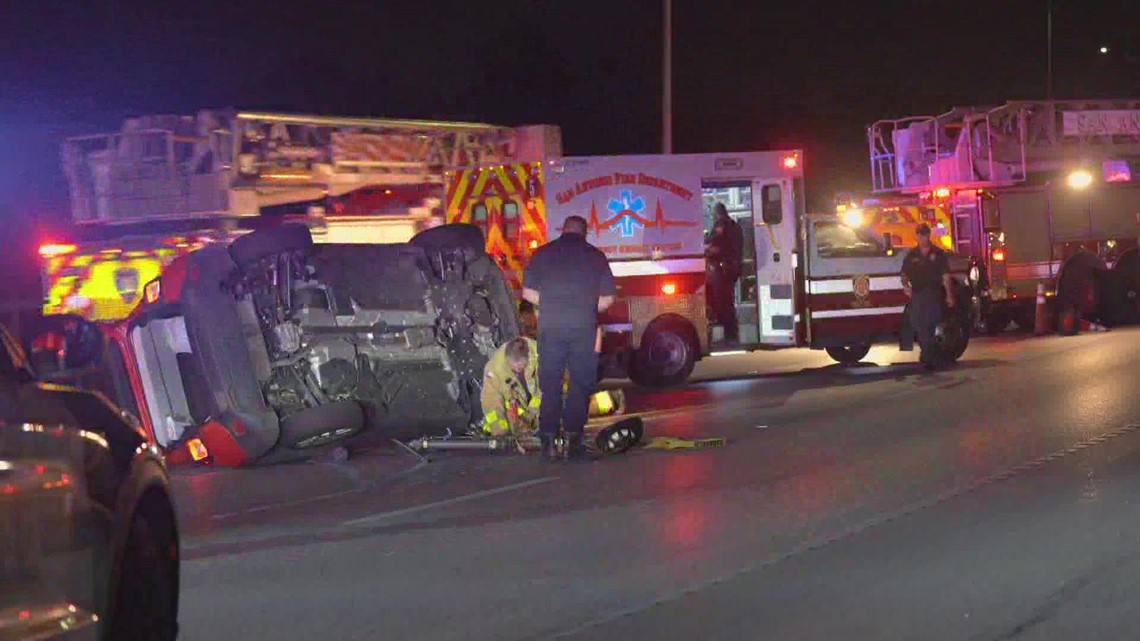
left=1067, top=169, right=1094, bottom=190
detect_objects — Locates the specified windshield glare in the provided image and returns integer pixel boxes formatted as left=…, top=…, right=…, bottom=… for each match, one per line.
left=814, top=221, right=888, bottom=258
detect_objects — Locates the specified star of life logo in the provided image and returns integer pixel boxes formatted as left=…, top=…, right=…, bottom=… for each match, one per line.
left=606, top=190, right=646, bottom=238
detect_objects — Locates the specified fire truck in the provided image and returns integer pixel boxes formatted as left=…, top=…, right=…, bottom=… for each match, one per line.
left=836, top=195, right=955, bottom=253
left=41, top=109, right=540, bottom=322
left=448, top=150, right=973, bottom=387
left=868, top=100, right=1140, bottom=333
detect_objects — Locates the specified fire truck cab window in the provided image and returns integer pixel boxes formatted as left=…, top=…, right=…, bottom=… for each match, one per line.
left=503, top=201, right=519, bottom=240
left=814, top=222, right=888, bottom=259
left=761, top=184, right=783, bottom=225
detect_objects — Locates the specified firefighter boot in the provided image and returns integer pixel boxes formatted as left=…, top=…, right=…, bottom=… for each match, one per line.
left=540, top=435, right=559, bottom=461
left=563, top=432, right=595, bottom=462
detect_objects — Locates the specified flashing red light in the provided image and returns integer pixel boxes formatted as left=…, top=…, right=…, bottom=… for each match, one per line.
left=661, top=282, right=678, bottom=295
left=992, top=248, right=1006, bottom=262
left=39, top=243, right=77, bottom=258
left=782, top=155, right=799, bottom=170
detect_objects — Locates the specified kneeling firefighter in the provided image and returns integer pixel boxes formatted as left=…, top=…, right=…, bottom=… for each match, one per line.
left=481, top=337, right=542, bottom=444
left=480, top=333, right=625, bottom=451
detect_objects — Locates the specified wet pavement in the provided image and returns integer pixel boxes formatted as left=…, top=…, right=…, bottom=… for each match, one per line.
left=174, top=329, right=1140, bottom=640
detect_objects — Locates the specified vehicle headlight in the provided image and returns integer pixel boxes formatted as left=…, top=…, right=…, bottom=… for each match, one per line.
left=841, top=208, right=865, bottom=228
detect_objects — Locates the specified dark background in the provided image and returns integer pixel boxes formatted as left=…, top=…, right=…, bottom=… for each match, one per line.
left=1, top=0, right=1136, bottom=300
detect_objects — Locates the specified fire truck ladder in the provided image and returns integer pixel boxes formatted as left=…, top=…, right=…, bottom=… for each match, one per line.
left=869, top=100, right=1140, bottom=194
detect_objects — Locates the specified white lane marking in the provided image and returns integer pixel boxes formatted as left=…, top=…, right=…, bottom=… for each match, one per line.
left=344, top=476, right=559, bottom=527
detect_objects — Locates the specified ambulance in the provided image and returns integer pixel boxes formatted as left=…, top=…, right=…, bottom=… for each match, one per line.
left=447, top=150, right=974, bottom=387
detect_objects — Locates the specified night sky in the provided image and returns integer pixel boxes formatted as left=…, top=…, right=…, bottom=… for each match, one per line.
left=1, top=0, right=1136, bottom=251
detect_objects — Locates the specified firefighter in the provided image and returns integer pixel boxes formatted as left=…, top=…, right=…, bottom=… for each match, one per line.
left=706, top=203, right=744, bottom=344
left=901, top=223, right=956, bottom=370
left=481, top=337, right=541, bottom=449
left=523, top=215, right=617, bottom=461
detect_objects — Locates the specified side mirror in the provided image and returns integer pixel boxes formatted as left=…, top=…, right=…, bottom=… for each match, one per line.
left=120, top=409, right=143, bottom=432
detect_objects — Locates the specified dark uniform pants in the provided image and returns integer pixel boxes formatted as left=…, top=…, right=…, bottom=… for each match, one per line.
left=909, top=288, right=942, bottom=363
left=538, top=328, right=599, bottom=437
left=709, top=265, right=739, bottom=341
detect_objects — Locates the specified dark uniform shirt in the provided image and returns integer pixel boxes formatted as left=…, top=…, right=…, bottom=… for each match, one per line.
left=524, top=233, right=617, bottom=332
left=902, top=245, right=950, bottom=292
left=710, top=216, right=744, bottom=276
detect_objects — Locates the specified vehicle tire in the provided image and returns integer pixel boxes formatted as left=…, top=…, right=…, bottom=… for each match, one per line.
left=826, top=343, right=871, bottom=365
left=228, top=223, right=314, bottom=267
left=933, top=305, right=971, bottom=362
left=279, top=400, right=366, bottom=450
left=105, top=493, right=179, bottom=641
left=410, top=223, right=486, bottom=257
left=1113, top=249, right=1140, bottom=324
left=629, top=318, right=697, bottom=388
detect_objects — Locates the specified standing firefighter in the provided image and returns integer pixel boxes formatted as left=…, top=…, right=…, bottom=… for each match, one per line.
left=901, top=223, right=956, bottom=370
left=706, top=203, right=744, bottom=344
left=523, top=215, right=616, bottom=461
left=481, top=337, right=541, bottom=450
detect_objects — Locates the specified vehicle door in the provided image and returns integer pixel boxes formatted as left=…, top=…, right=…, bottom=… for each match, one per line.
left=803, top=218, right=907, bottom=345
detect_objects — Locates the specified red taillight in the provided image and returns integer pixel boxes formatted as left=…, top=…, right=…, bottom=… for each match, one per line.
left=39, top=243, right=77, bottom=257
left=782, top=154, right=798, bottom=170
left=992, top=248, right=1006, bottom=262
left=661, top=282, right=677, bottom=295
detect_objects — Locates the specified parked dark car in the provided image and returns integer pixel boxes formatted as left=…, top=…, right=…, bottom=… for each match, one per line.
left=0, top=320, right=179, bottom=640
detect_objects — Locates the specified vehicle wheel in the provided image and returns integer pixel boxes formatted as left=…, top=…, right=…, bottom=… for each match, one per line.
left=228, top=223, right=314, bottom=266
left=629, top=319, right=697, bottom=388
left=279, top=400, right=366, bottom=450
left=106, top=494, right=179, bottom=641
left=826, top=344, right=871, bottom=365
left=410, top=223, right=487, bottom=257
left=1113, top=250, right=1140, bottom=324
left=933, top=310, right=971, bottom=362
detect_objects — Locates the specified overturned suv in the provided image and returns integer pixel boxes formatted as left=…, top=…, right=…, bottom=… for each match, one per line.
left=114, top=223, right=519, bottom=465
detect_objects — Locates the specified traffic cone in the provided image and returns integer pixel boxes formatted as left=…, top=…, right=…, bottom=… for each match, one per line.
left=1033, top=283, right=1050, bottom=335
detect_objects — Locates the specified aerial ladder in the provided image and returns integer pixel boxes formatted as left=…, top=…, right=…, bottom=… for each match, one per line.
left=867, top=100, right=1140, bottom=333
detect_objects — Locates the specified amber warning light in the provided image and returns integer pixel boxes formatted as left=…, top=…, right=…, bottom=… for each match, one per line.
left=661, top=282, right=677, bottom=295
left=992, top=248, right=1006, bottom=262
left=187, top=438, right=209, bottom=462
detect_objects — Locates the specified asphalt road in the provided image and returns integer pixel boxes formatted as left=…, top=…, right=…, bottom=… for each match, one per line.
left=173, top=329, right=1140, bottom=640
